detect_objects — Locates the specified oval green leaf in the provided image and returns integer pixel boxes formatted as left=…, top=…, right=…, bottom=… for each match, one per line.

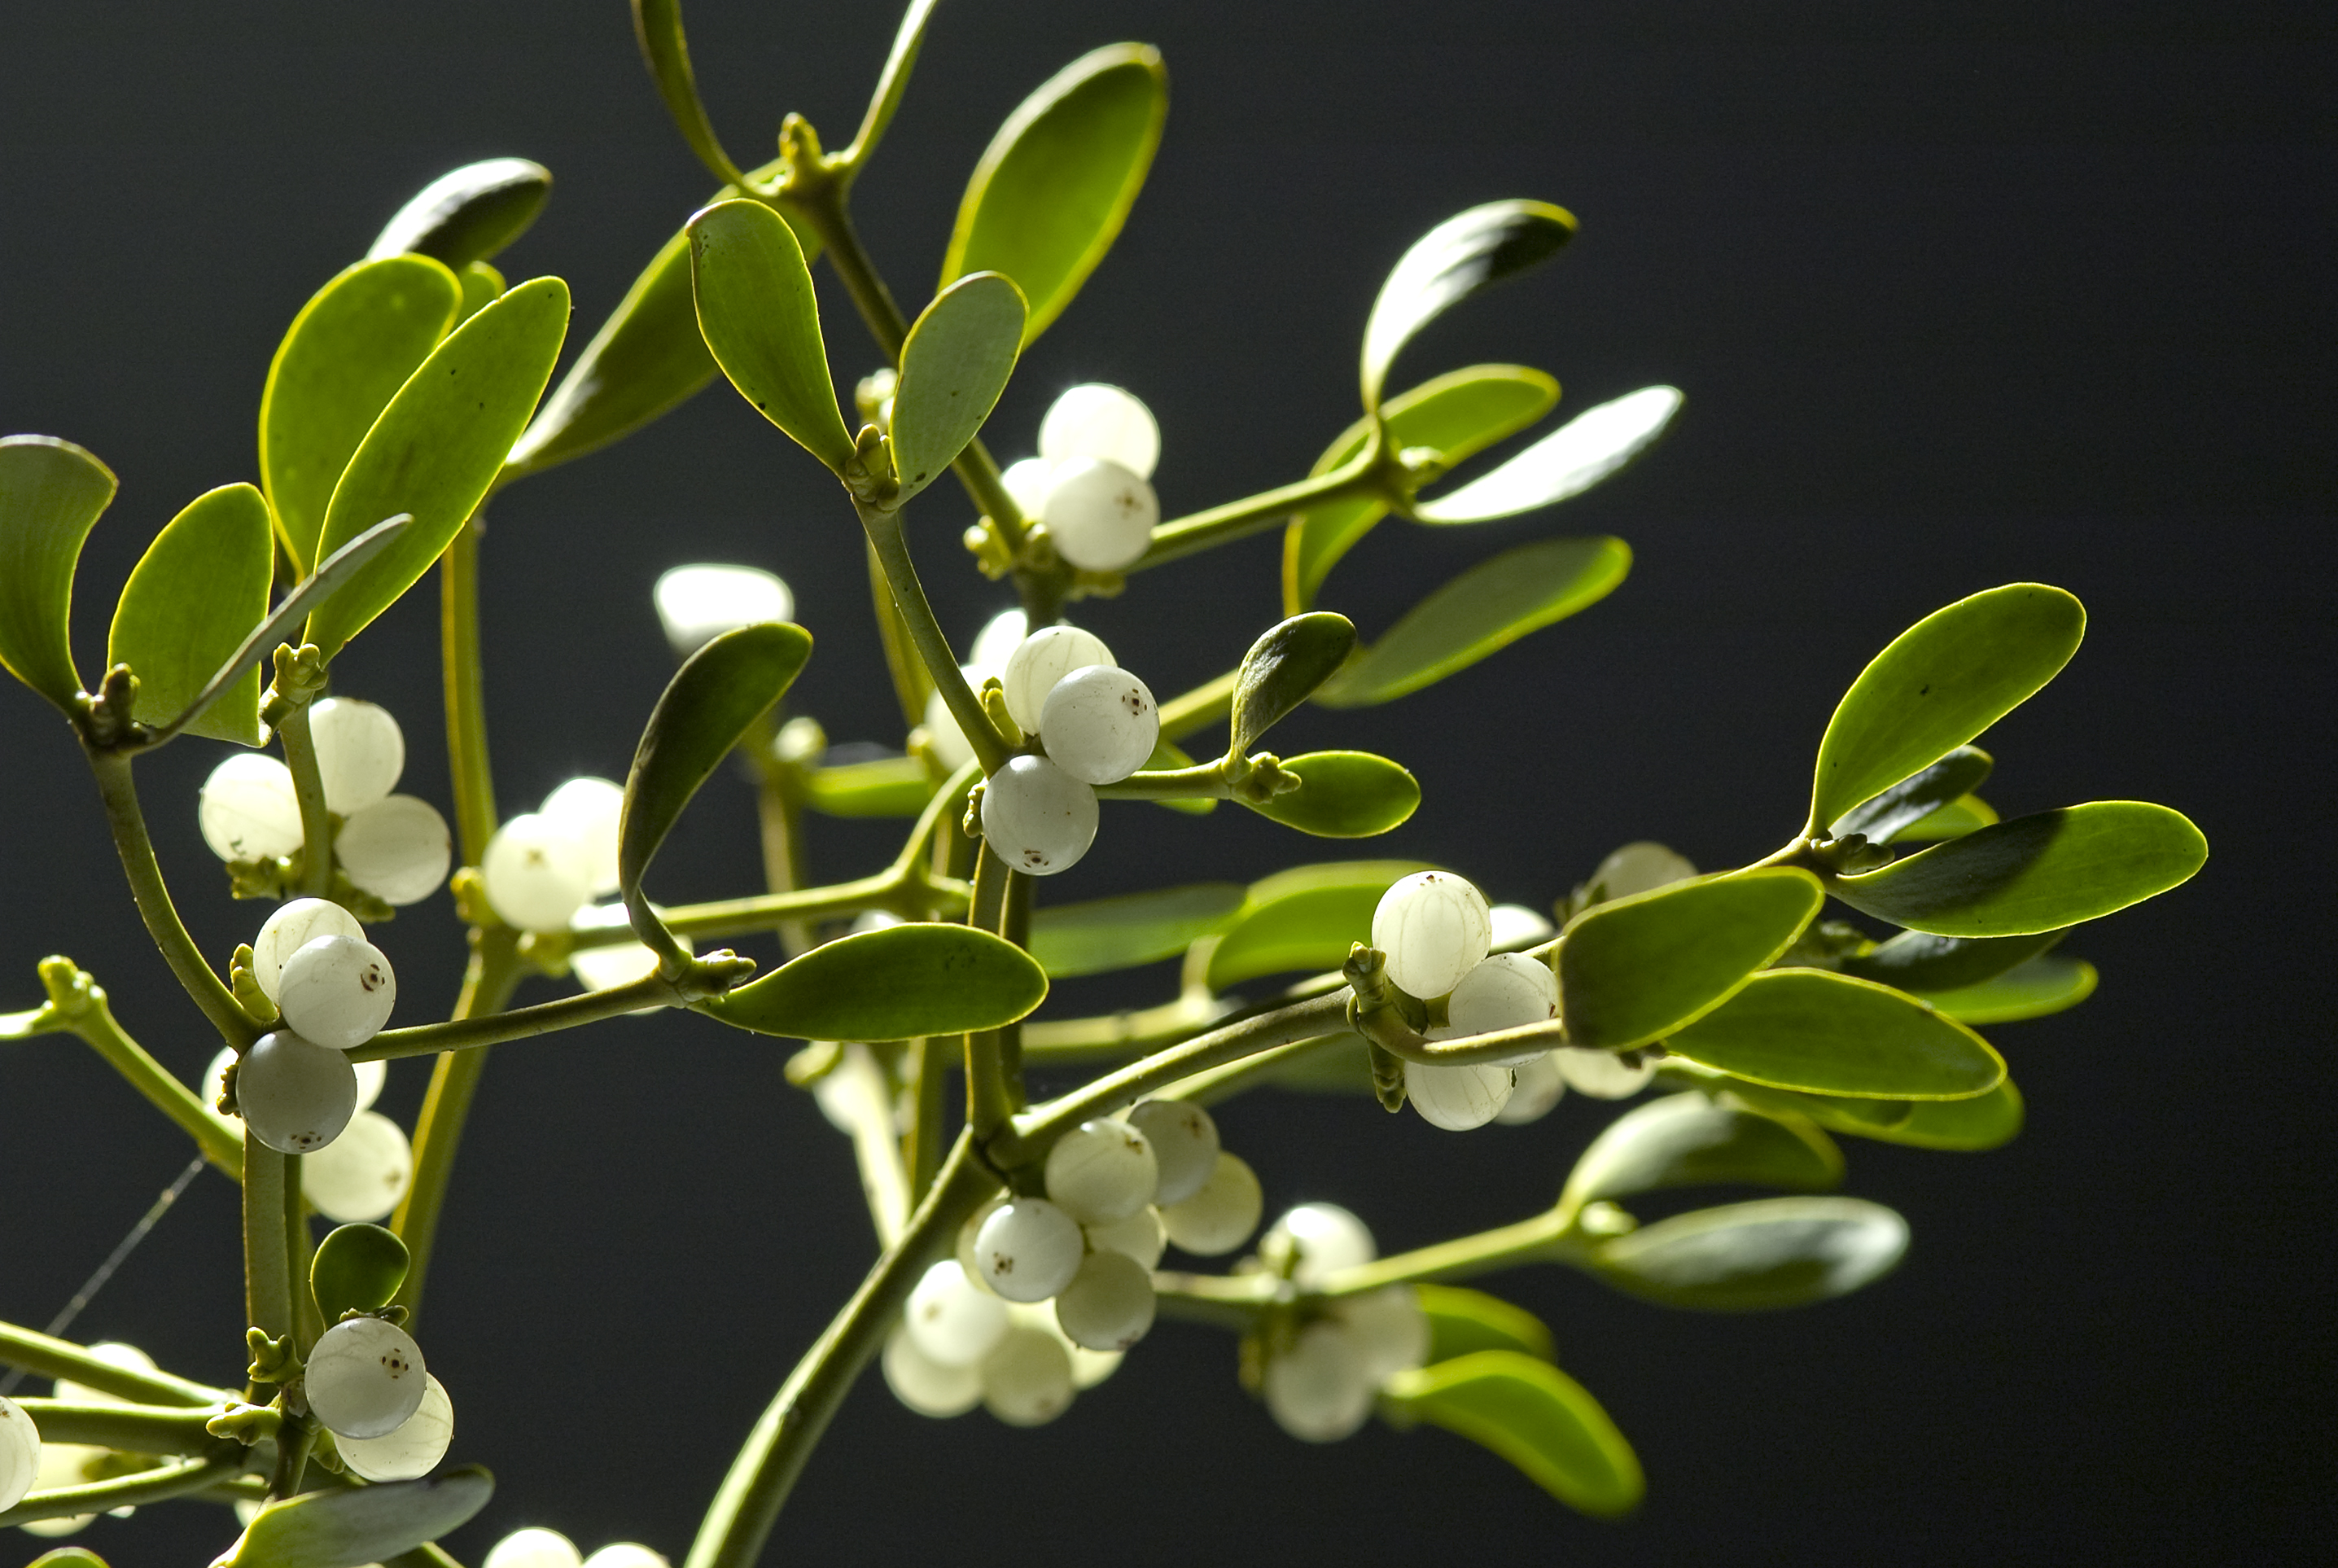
left=1360, top=200, right=1577, bottom=409
left=1666, top=968, right=2005, bottom=1100
left=1556, top=869, right=1824, bottom=1051
left=1381, top=1351, right=1641, bottom=1518
left=1852, top=1079, right=2025, bottom=1150
left=703, top=922, right=1048, bottom=1040
left=367, top=158, right=553, bottom=269
left=1838, top=928, right=2062, bottom=993
left=843, top=0, right=942, bottom=169
left=1230, top=613, right=1357, bottom=754
left=1412, top=384, right=1681, bottom=524
left=259, top=256, right=461, bottom=573
left=1893, top=792, right=1998, bottom=843
left=221, top=1466, right=493, bottom=1568
left=309, top=1223, right=410, bottom=1323
left=1827, top=743, right=1992, bottom=845
left=304, top=278, right=570, bottom=661
left=689, top=199, right=854, bottom=474
left=1415, top=1283, right=1554, bottom=1363
left=631, top=0, right=741, bottom=182
left=1808, top=583, right=2086, bottom=833
left=891, top=273, right=1027, bottom=501
left=1920, top=954, right=2097, bottom=1025
left=1244, top=751, right=1420, bottom=838
left=457, top=261, right=506, bottom=322
left=805, top=753, right=932, bottom=817
left=941, top=44, right=1167, bottom=344
left=27, top=1550, right=109, bottom=1567
left=1828, top=800, right=2208, bottom=937
left=106, top=484, right=274, bottom=744
left=1206, top=860, right=1430, bottom=992
left=1028, top=883, right=1246, bottom=979
left=1589, top=1196, right=1908, bottom=1312
left=1315, top=536, right=1630, bottom=707
left=0, top=435, right=116, bottom=711
left=1561, top=1091, right=1843, bottom=1210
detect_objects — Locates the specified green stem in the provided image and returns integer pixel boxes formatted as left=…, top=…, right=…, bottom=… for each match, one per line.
left=275, top=703, right=335, bottom=897
left=752, top=760, right=817, bottom=960
left=243, top=1139, right=292, bottom=1348
left=352, top=963, right=725, bottom=1062
left=999, top=869, right=1031, bottom=1110
left=1092, top=762, right=1238, bottom=801
left=440, top=519, right=498, bottom=867
left=963, top=848, right=1014, bottom=1139
left=569, top=869, right=941, bottom=953
left=287, top=1159, right=322, bottom=1356
left=0, top=1321, right=231, bottom=1406
left=1019, top=994, right=1231, bottom=1060
left=0, top=1453, right=249, bottom=1527
left=50, top=974, right=243, bottom=1172
left=1132, top=454, right=1382, bottom=571
left=11, top=1398, right=239, bottom=1454
left=1317, top=1209, right=1579, bottom=1294
left=267, top=1413, right=316, bottom=1500
left=904, top=1035, right=949, bottom=1201
left=867, top=537, right=934, bottom=728
left=1151, top=1029, right=1355, bottom=1107
left=857, top=502, right=1007, bottom=773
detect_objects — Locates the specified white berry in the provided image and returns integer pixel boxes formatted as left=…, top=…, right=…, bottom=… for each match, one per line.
left=921, top=670, right=996, bottom=773
left=1446, top=952, right=1557, bottom=1047
left=307, top=698, right=405, bottom=814
left=978, top=1325, right=1074, bottom=1426
left=1125, top=1101, right=1219, bottom=1206
left=1001, top=625, right=1115, bottom=734
left=208, top=1045, right=379, bottom=1120
left=1041, top=457, right=1157, bottom=572
left=1083, top=1207, right=1167, bottom=1271
left=484, top=1528, right=584, bottom=1568
left=541, top=776, right=625, bottom=897
left=973, top=1198, right=1084, bottom=1302
left=277, top=933, right=396, bottom=1050
left=252, top=897, right=364, bottom=1005
left=1158, top=1150, right=1262, bottom=1255
left=301, top=1110, right=414, bottom=1223
left=1554, top=1046, right=1656, bottom=1100
left=1335, top=1285, right=1430, bottom=1384
left=199, top=753, right=303, bottom=862
left=999, top=458, right=1053, bottom=523
left=335, top=1372, right=452, bottom=1482
left=1263, top=1320, right=1374, bottom=1443
left=1039, top=383, right=1160, bottom=481
left=0, top=1397, right=39, bottom=1513
left=1372, top=871, right=1492, bottom=997
left=237, top=1031, right=359, bottom=1153
left=1040, top=664, right=1158, bottom=786
left=568, top=903, right=664, bottom=994
left=1404, top=1058, right=1516, bottom=1131
left=1495, top=1051, right=1567, bottom=1124
left=1592, top=841, right=1697, bottom=900
left=654, top=563, right=792, bottom=658
left=979, top=756, right=1097, bottom=876
left=1044, top=1118, right=1158, bottom=1222
left=1488, top=902, right=1556, bottom=951
left=335, top=795, right=452, bottom=905
left=1265, top=1202, right=1377, bottom=1286
left=882, top=1325, right=981, bottom=1418
left=580, top=1546, right=668, bottom=1568
left=304, top=1315, right=427, bottom=1439
left=1053, top=1248, right=1156, bottom=1351
left=482, top=813, right=593, bottom=932
left=905, top=1260, right=1009, bottom=1368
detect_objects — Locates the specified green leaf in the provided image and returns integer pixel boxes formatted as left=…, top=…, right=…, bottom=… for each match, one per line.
left=1359, top=200, right=1577, bottom=409
left=1919, top=954, right=2097, bottom=1025
left=0, top=435, right=116, bottom=711
left=1556, top=869, right=1824, bottom=1051
left=1206, top=860, right=1430, bottom=991
left=1283, top=364, right=1557, bottom=612
left=1894, top=793, right=1998, bottom=842
left=1666, top=968, right=2005, bottom=1100
left=1827, top=744, right=1992, bottom=845
left=1838, top=928, right=2062, bottom=993
left=804, top=754, right=932, bottom=817
left=309, top=1223, right=409, bottom=1323
left=631, top=0, right=741, bottom=182
left=1561, top=1091, right=1843, bottom=1210
left=456, top=261, right=506, bottom=322
left=688, top=199, right=855, bottom=474
left=891, top=273, right=1027, bottom=501
left=1315, top=537, right=1630, bottom=707
left=1849, top=1079, right=2025, bottom=1150
left=1256, top=1033, right=1377, bottom=1094
left=940, top=44, right=1167, bottom=344
left=304, top=278, right=570, bottom=660
left=1589, top=1196, right=1907, bottom=1311
left=1028, top=883, right=1246, bottom=979
left=1828, top=801, right=2208, bottom=937
left=844, top=0, right=941, bottom=168
left=259, top=256, right=462, bottom=573
left=1244, top=751, right=1420, bottom=838
left=367, top=157, right=553, bottom=269
left=221, top=1466, right=493, bottom=1568
left=105, top=484, right=274, bottom=744
left=703, top=923, right=1048, bottom=1040
left=1415, top=1283, right=1554, bottom=1362
left=1381, top=1352, right=1641, bottom=1518
left=1230, top=613, right=1357, bottom=754
left=1808, top=583, right=2086, bottom=833
left=27, top=1550, right=109, bottom=1568
left=1412, top=385, right=1681, bottom=523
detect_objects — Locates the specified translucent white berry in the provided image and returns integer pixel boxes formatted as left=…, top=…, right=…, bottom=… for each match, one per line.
left=252, top=897, right=364, bottom=1005
left=20, top=1439, right=100, bottom=1535
left=1044, top=1118, right=1158, bottom=1222
left=883, top=1324, right=982, bottom=1418
left=0, top=1396, right=41, bottom=1513
left=1336, top=1285, right=1430, bottom=1384
left=905, top=1260, right=1009, bottom=1368
left=970, top=607, right=1031, bottom=669
left=212, top=1043, right=379, bottom=1121
left=1001, top=625, right=1114, bottom=734
left=304, top=1316, right=426, bottom=1439
left=1039, top=383, right=1160, bottom=481
left=978, top=756, right=1097, bottom=876
left=541, top=776, right=625, bottom=897
left=654, top=563, right=792, bottom=658
left=237, top=1031, right=359, bottom=1153
left=484, top=1527, right=584, bottom=1568
left=973, top=1198, right=1084, bottom=1303
left=978, top=1326, right=1073, bottom=1426
left=999, top=458, right=1054, bottom=522
left=1488, top=902, right=1556, bottom=952
left=1083, top=1207, right=1166, bottom=1270
left=482, top=813, right=593, bottom=932
left=1445, top=952, right=1556, bottom=1045
left=307, top=697, right=405, bottom=814
left=1554, top=1046, right=1656, bottom=1100
left=1040, top=664, right=1158, bottom=786
left=335, top=1373, right=452, bottom=1482
left=1264, top=1202, right=1377, bottom=1286
left=199, top=753, right=302, bottom=862
left=1263, top=1320, right=1374, bottom=1443
left=580, top=1544, right=670, bottom=1568
left=1041, top=457, right=1157, bottom=572
left=1053, top=1249, right=1155, bottom=1351
left=1125, top=1100, right=1219, bottom=1206
left=568, top=903, right=664, bottom=994
left=1495, top=1051, right=1566, bottom=1124
left=1372, top=871, right=1492, bottom=997
left=1593, top=841, right=1697, bottom=900
left=1158, top=1150, right=1262, bottom=1255
left=278, top=933, right=396, bottom=1049
left=1404, top=1058, right=1515, bottom=1131
left=955, top=1195, right=1005, bottom=1294
left=335, top=795, right=452, bottom=905
left=301, top=1110, right=414, bottom=1223
left=921, top=673, right=992, bottom=773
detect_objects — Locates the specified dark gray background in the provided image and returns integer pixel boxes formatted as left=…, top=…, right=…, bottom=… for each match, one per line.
left=2, top=2, right=2330, bottom=1563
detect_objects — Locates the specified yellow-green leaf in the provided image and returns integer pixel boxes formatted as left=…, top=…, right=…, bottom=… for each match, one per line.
left=106, top=484, right=274, bottom=744
left=630, top=0, right=741, bottom=183
left=1556, top=869, right=1824, bottom=1051
left=1028, top=883, right=1246, bottom=978
left=1412, top=384, right=1681, bottom=523
left=1666, top=969, right=2005, bottom=1100
left=366, top=157, right=553, bottom=269
left=703, top=923, right=1048, bottom=1040
left=1206, top=860, right=1430, bottom=991
left=1826, top=743, right=1992, bottom=844
left=1589, top=1196, right=1908, bottom=1311
left=0, top=435, right=116, bottom=711
left=1382, top=1351, right=1642, bottom=1518
left=688, top=199, right=855, bottom=474
left=1244, top=751, right=1420, bottom=838
left=804, top=753, right=931, bottom=817
left=1415, top=1284, right=1554, bottom=1363
left=891, top=272, right=1026, bottom=501
left=1360, top=200, right=1576, bottom=410
left=1920, top=954, right=2097, bottom=1025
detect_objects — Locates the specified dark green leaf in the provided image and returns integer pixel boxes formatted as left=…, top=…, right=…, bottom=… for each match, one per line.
left=1666, top=968, right=2005, bottom=1099
left=891, top=273, right=1027, bottom=501
left=940, top=44, right=1167, bottom=344
left=1412, top=384, right=1681, bottom=523
left=1359, top=200, right=1577, bottom=409
left=703, top=923, right=1048, bottom=1040
left=1206, top=860, right=1430, bottom=991
left=1283, top=364, right=1556, bottom=612
left=304, top=278, right=570, bottom=660
left=1244, top=751, right=1420, bottom=838
left=1230, top=613, right=1357, bottom=754
left=1808, top=583, right=2086, bottom=833
left=1028, top=883, right=1246, bottom=978
left=1828, top=801, right=2209, bottom=937
left=456, top=261, right=506, bottom=322
left=1315, top=537, right=1630, bottom=707
left=1381, top=1351, right=1641, bottom=1518
left=0, top=435, right=116, bottom=711
left=689, top=199, right=855, bottom=474
left=309, top=1224, right=409, bottom=1323
left=1415, top=1283, right=1554, bottom=1362
left=1556, top=869, right=1824, bottom=1051
left=804, top=754, right=932, bottom=817
left=630, top=0, right=741, bottom=182
left=258, top=256, right=461, bottom=573
left=1920, top=955, right=2097, bottom=1025
left=367, top=157, right=553, bottom=269
left=1589, top=1196, right=1908, bottom=1311
left=221, top=1466, right=492, bottom=1568
left=1828, top=744, right=1992, bottom=844
left=1561, top=1091, right=1842, bottom=1210
left=1839, top=928, right=2062, bottom=992
left=1893, top=792, right=1998, bottom=843
left=105, top=484, right=274, bottom=744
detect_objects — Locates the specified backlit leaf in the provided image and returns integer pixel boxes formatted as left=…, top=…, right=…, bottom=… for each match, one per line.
left=689, top=199, right=855, bottom=474
left=1360, top=200, right=1576, bottom=409
left=309, top=1223, right=409, bottom=1324
left=1381, top=1352, right=1641, bottom=1518
left=1230, top=612, right=1356, bottom=754
left=1206, top=860, right=1430, bottom=991
left=1243, top=751, right=1420, bottom=838
left=1411, top=385, right=1681, bottom=523
left=804, top=754, right=931, bottom=817
left=1589, top=1196, right=1908, bottom=1311
left=456, top=261, right=506, bottom=322
left=106, top=484, right=273, bottom=744
left=1415, top=1283, right=1554, bottom=1362
left=1561, top=1091, right=1842, bottom=1210
left=1666, top=969, right=2004, bottom=1100
left=1920, top=955, right=2097, bottom=1025
left=0, top=435, right=116, bottom=711
left=1828, top=744, right=1991, bottom=845
left=1028, top=883, right=1246, bottom=979
left=631, top=0, right=741, bottom=182
left=367, top=158, right=553, bottom=269
left=220, top=1466, right=492, bottom=1568
left=1556, top=869, right=1823, bottom=1051
left=1838, top=928, right=2063, bottom=993
left=891, top=273, right=1027, bottom=501
left=1891, top=792, right=1998, bottom=842
left=703, top=923, right=1047, bottom=1040
left=843, top=0, right=942, bottom=169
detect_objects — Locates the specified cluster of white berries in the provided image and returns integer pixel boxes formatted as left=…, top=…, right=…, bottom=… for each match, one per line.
left=6, top=1342, right=163, bottom=1534
left=479, top=775, right=623, bottom=935
left=1252, top=1205, right=1430, bottom=1443
left=1001, top=383, right=1162, bottom=572
left=483, top=1527, right=668, bottom=1568
left=886, top=1101, right=1263, bottom=1425
left=199, top=699, right=452, bottom=907
left=303, top=1315, right=449, bottom=1481
left=971, top=624, right=1160, bottom=877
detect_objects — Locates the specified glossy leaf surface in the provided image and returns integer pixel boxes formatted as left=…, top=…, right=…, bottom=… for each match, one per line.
left=1316, top=537, right=1629, bottom=707
left=1556, top=869, right=1824, bottom=1050
left=1561, top=1092, right=1842, bottom=1210
left=1828, top=801, right=2208, bottom=936
left=1839, top=928, right=2062, bottom=993
left=1412, top=384, right=1681, bottom=523
left=309, top=1223, right=409, bottom=1322
left=1028, top=883, right=1245, bottom=979
left=1847, top=1079, right=2025, bottom=1150
left=891, top=273, right=1026, bottom=501
left=1244, top=751, right=1420, bottom=838
left=0, top=436, right=116, bottom=710
left=845, top=0, right=941, bottom=167
left=456, top=261, right=506, bottom=322
left=703, top=923, right=1047, bottom=1040
left=221, top=1466, right=492, bottom=1568
left=1894, top=793, right=1999, bottom=842
left=1921, top=954, right=2098, bottom=1025
left=689, top=199, right=855, bottom=473
left=1828, top=744, right=1992, bottom=845
left=631, top=0, right=739, bottom=182
left=106, top=484, right=274, bottom=744
left=1230, top=613, right=1357, bottom=754
left=804, top=754, right=931, bottom=817
left=1590, top=1196, right=1909, bottom=1311
left=1666, top=969, right=2004, bottom=1099
left=1206, top=860, right=1430, bottom=991
left=941, top=44, right=1167, bottom=344
left=1809, top=584, right=2086, bottom=831
left=366, top=157, right=552, bottom=269
left=1360, top=200, right=1576, bottom=408
left=1415, top=1283, right=1554, bottom=1362
left=1382, top=1351, right=1641, bottom=1518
